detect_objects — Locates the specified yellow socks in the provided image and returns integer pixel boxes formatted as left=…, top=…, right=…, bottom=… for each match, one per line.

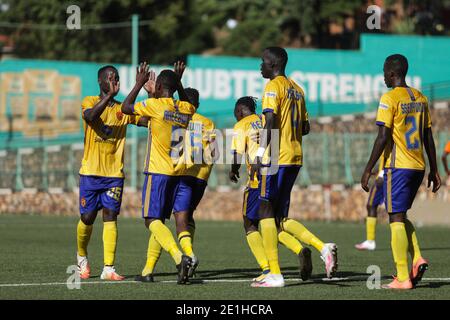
left=178, top=231, right=194, bottom=258
left=366, top=217, right=377, bottom=241
left=278, top=231, right=303, bottom=255
left=103, top=221, right=118, bottom=266
left=142, top=233, right=162, bottom=276
left=260, top=218, right=281, bottom=275
left=390, top=222, right=409, bottom=282
left=149, top=220, right=182, bottom=265
left=282, top=218, right=324, bottom=252
left=77, top=220, right=93, bottom=257
left=246, top=231, right=270, bottom=271
left=405, top=219, right=422, bottom=264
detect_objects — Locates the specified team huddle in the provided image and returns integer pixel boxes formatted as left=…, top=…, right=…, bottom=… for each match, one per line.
left=75, top=47, right=441, bottom=289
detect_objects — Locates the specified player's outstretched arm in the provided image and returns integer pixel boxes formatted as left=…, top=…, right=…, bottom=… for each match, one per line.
left=173, top=61, right=190, bottom=103
left=424, top=127, right=441, bottom=192
left=84, top=72, right=119, bottom=123
left=361, top=126, right=390, bottom=192
left=122, top=62, right=150, bottom=115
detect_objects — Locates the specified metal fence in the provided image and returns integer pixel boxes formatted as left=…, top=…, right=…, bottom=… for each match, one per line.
left=1, top=131, right=448, bottom=192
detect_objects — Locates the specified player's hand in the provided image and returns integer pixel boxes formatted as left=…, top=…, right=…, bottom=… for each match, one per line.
left=173, top=61, right=186, bottom=80
left=136, top=62, right=150, bottom=86
left=250, top=157, right=262, bottom=182
left=229, top=170, right=240, bottom=183
left=427, top=171, right=441, bottom=193
left=107, top=71, right=120, bottom=97
left=143, top=70, right=156, bottom=95
left=361, top=170, right=371, bottom=192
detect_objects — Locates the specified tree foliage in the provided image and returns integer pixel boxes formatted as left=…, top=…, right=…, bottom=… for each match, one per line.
left=0, top=0, right=448, bottom=64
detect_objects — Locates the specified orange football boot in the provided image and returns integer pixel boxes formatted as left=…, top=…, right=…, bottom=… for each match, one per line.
left=410, top=257, right=429, bottom=286
left=382, top=276, right=413, bottom=290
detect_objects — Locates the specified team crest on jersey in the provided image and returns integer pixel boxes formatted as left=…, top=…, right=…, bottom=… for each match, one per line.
left=116, top=111, right=124, bottom=121
left=81, top=197, right=86, bottom=207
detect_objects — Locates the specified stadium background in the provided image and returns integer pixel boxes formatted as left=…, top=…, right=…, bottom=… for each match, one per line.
left=0, top=0, right=449, bottom=225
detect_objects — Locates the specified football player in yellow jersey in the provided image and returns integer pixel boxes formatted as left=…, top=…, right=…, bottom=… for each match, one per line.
left=138, top=87, right=218, bottom=281
left=361, top=54, right=441, bottom=290
left=76, top=65, right=148, bottom=281
left=121, top=62, right=196, bottom=284
left=251, top=47, right=338, bottom=287
left=229, top=96, right=313, bottom=282
left=355, top=154, right=385, bottom=251
left=172, top=87, right=217, bottom=277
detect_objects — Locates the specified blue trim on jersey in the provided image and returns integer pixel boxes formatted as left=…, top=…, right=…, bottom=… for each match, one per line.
left=376, top=121, right=385, bottom=126
left=262, top=109, right=274, bottom=114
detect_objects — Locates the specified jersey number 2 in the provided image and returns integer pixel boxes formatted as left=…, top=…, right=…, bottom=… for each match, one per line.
left=405, top=116, right=419, bottom=150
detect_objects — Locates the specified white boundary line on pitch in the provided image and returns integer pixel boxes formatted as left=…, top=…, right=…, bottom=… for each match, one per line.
left=1, top=277, right=450, bottom=288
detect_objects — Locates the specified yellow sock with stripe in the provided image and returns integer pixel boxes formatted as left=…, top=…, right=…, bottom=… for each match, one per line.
left=390, top=222, right=409, bottom=282
left=187, top=220, right=196, bottom=244
left=278, top=231, right=303, bottom=255
left=246, top=231, right=270, bottom=271
left=142, top=233, right=162, bottom=276
left=260, top=218, right=281, bottom=275
left=366, top=217, right=377, bottom=241
left=178, top=231, right=194, bottom=258
left=405, top=219, right=422, bottom=264
left=282, top=218, right=324, bottom=252
left=103, top=221, right=118, bottom=266
left=77, top=220, right=93, bottom=257
left=149, top=220, right=182, bottom=265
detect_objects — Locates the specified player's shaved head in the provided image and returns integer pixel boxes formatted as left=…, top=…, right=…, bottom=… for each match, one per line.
left=384, top=54, right=408, bottom=77
left=264, top=47, right=288, bottom=70
left=98, top=65, right=118, bottom=80
left=185, top=87, right=200, bottom=109
left=156, top=69, right=179, bottom=93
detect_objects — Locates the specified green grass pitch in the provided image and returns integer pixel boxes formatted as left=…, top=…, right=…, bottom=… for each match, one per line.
left=1, top=214, right=450, bottom=300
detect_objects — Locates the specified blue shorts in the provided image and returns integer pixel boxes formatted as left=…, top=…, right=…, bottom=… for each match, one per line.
left=367, top=181, right=384, bottom=208
left=79, top=175, right=124, bottom=215
left=243, top=187, right=260, bottom=221
left=384, top=168, right=424, bottom=214
left=173, top=176, right=208, bottom=213
left=142, top=173, right=180, bottom=219
left=258, top=165, right=301, bottom=218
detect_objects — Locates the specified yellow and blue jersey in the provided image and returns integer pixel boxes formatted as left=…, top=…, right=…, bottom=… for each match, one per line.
left=376, top=86, right=431, bottom=170
left=79, top=96, right=139, bottom=178
left=231, top=114, right=263, bottom=189
left=262, top=76, right=308, bottom=166
left=181, top=113, right=216, bottom=182
left=132, top=97, right=195, bottom=176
